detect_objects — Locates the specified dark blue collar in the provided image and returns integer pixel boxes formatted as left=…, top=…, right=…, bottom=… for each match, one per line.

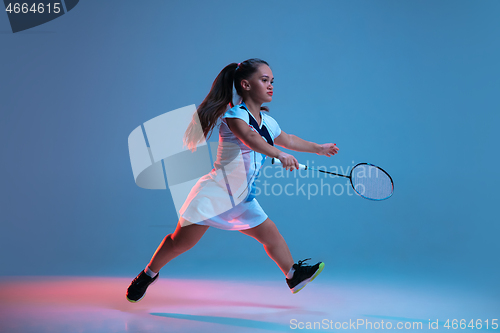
left=238, top=102, right=273, bottom=146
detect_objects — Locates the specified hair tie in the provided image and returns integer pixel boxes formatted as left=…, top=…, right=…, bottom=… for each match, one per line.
left=235, top=62, right=241, bottom=71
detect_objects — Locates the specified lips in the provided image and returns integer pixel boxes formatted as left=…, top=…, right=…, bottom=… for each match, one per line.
left=267, top=92, right=273, bottom=96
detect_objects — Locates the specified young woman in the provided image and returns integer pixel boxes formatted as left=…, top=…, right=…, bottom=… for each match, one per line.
left=126, top=58, right=339, bottom=302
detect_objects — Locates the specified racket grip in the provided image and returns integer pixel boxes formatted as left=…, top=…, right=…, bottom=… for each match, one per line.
left=271, top=158, right=307, bottom=170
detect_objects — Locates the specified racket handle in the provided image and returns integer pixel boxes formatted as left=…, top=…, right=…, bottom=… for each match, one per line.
left=271, top=158, right=307, bottom=170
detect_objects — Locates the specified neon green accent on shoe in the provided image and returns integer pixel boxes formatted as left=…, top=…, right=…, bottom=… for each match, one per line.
left=293, top=262, right=325, bottom=294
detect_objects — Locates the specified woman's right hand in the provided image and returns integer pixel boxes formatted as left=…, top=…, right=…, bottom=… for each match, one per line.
left=277, top=152, right=299, bottom=171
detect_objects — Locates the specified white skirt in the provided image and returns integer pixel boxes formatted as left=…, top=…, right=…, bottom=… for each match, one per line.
left=179, top=170, right=268, bottom=231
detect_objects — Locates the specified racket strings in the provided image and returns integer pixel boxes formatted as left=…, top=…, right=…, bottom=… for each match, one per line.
left=351, top=165, right=393, bottom=200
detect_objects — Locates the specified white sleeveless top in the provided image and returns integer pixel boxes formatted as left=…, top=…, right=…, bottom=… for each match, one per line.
left=179, top=102, right=282, bottom=230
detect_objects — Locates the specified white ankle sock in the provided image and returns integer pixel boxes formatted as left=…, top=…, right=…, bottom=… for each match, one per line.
left=144, top=266, right=158, bottom=278
left=286, top=267, right=295, bottom=279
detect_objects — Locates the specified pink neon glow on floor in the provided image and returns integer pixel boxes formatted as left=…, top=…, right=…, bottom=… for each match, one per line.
left=0, top=277, right=497, bottom=332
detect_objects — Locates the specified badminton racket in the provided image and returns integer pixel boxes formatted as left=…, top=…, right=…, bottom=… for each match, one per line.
left=271, top=158, right=394, bottom=201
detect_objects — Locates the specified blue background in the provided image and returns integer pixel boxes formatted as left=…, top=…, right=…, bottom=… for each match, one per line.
left=1, top=0, right=498, bottom=293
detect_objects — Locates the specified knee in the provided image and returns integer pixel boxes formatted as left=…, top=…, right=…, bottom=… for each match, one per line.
left=244, top=220, right=285, bottom=246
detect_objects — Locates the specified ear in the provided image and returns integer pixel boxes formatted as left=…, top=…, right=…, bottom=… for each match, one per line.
left=240, top=79, right=251, bottom=91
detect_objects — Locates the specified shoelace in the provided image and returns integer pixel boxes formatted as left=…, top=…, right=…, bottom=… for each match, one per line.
left=297, top=258, right=312, bottom=267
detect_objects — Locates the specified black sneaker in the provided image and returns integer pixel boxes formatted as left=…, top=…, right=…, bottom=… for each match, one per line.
left=286, top=258, right=324, bottom=294
left=126, top=270, right=159, bottom=302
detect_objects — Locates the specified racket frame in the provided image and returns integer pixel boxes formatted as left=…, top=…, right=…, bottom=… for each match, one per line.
left=348, top=163, right=394, bottom=201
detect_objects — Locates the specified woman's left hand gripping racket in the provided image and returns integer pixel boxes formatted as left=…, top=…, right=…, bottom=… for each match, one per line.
left=272, top=158, right=394, bottom=201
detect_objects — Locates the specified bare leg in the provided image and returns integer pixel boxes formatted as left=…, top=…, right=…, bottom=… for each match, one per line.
left=147, top=218, right=209, bottom=273
left=239, top=218, right=294, bottom=276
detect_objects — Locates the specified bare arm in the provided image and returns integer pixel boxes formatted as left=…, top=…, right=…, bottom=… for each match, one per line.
left=275, top=131, right=320, bottom=153
left=226, top=118, right=299, bottom=170
left=275, top=130, right=339, bottom=156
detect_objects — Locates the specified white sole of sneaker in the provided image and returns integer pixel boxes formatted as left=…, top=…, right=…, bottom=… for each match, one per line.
left=291, top=262, right=325, bottom=294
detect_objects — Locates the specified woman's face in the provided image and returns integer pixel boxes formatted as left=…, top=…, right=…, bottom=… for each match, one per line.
left=244, top=64, right=274, bottom=104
